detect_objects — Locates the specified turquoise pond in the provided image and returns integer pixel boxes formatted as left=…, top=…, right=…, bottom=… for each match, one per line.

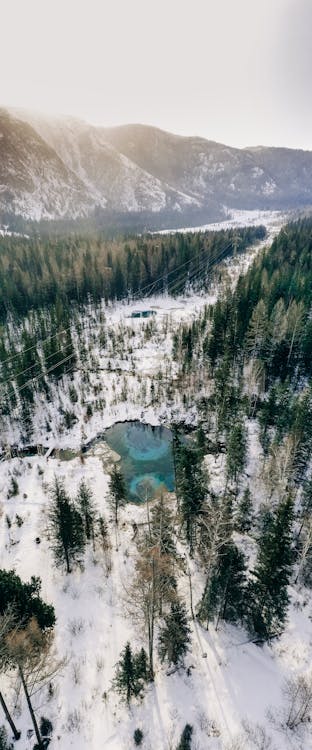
left=103, top=421, right=174, bottom=502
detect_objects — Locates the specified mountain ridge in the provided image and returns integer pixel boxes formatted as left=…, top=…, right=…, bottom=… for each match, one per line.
left=1, top=108, right=312, bottom=227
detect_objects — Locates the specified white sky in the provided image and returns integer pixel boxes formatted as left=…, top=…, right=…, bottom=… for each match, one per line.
left=2, top=0, right=311, bottom=149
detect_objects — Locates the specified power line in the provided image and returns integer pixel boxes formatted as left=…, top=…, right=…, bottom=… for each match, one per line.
left=0, top=325, right=72, bottom=367
left=0, top=235, right=241, bottom=409
left=0, top=340, right=76, bottom=390
left=1, top=235, right=235, bottom=371
left=3, top=350, right=77, bottom=404
left=165, top=242, right=233, bottom=297
left=132, top=239, right=234, bottom=301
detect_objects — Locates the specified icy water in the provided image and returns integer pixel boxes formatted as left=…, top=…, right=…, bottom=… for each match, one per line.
left=104, top=421, right=174, bottom=502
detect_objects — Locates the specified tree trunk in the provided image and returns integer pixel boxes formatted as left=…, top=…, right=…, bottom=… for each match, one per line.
left=148, top=558, right=156, bottom=681
left=65, top=546, right=71, bottom=574
left=216, top=573, right=231, bottom=631
left=0, top=690, right=21, bottom=740
left=172, top=437, right=180, bottom=511
left=19, top=666, right=44, bottom=750
left=188, top=564, right=195, bottom=621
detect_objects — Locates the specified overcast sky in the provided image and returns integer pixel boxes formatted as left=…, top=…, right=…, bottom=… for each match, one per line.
left=2, top=0, right=311, bottom=149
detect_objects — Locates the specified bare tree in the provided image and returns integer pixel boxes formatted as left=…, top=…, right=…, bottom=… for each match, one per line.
left=96, top=514, right=112, bottom=575
left=125, top=540, right=176, bottom=680
left=0, top=610, right=21, bottom=741
left=282, top=673, right=312, bottom=731
left=242, top=720, right=277, bottom=750
left=197, top=494, right=232, bottom=627
left=4, top=619, right=63, bottom=750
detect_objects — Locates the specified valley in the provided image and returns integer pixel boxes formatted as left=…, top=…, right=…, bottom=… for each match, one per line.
left=1, top=213, right=312, bottom=750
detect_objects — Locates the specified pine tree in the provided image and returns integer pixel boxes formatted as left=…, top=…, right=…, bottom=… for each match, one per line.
left=198, top=542, right=246, bottom=628
left=301, top=478, right=312, bottom=521
left=134, top=648, right=148, bottom=681
left=213, top=355, right=237, bottom=434
left=0, top=570, right=55, bottom=631
left=226, top=419, right=247, bottom=488
left=215, top=544, right=246, bottom=628
left=112, top=642, right=143, bottom=704
left=235, top=487, right=253, bottom=533
left=246, top=496, right=294, bottom=640
left=176, top=724, right=193, bottom=750
left=76, top=480, right=97, bottom=544
left=109, top=465, right=127, bottom=525
left=48, top=477, right=85, bottom=573
left=158, top=600, right=191, bottom=667
left=196, top=424, right=207, bottom=459
left=246, top=299, right=269, bottom=359
left=177, top=444, right=206, bottom=555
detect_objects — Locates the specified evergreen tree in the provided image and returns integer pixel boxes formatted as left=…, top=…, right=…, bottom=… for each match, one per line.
left=198, top=542, right=246, bottom=628
left=133, top=729, right=144, bottom=746
left=112, top=642, right=143, bottom=705
left=246, top=496, right=294, bottom=640
left=176, top=724, right=193, bottom=750
left=235, top=487, right=253, bottom=533
left=158, top=600, right=191, bottom=667
left=48, top=477, right=85, bottom=573
left=196, top=424, right=207, bottom=459
left=301, top=477, right=312, bottom=521
left=76, top=480, right=97, bottom=544
left=177, top=443, right=206, bottom=555
left=0, top=570, right=55, bottom=631
left=246, top=299, right=269, bottom=359
left=226, top=419, right=247, bottom=488
left=134, top=648, right=148, bottom=682
left=216, top=544, right=246, bottom=627
left=112, top=261, right=126, bottom=299
left=213, top=355, right=236, bottom=434
left=109, top=465, right=127, bottom=525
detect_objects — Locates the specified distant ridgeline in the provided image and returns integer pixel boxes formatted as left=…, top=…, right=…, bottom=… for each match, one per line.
left=0, top=225, right=264, bottom=322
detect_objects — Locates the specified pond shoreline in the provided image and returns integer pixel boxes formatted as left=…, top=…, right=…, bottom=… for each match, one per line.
left=0, top=418, right=196, bottom=463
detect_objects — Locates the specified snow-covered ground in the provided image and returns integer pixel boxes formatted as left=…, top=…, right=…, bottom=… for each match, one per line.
left=154, top=208, right=288, bottom=235
left=1, top=433, right=311, bottom=750
left=1, top=214, right=281, bottom=452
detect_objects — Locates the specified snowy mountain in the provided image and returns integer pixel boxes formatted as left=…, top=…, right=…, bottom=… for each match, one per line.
left=0, top=109, right=93, bottom=221
left=1, top=108, right=312, bottom=225
left=103, top=123, right=312, bottom=210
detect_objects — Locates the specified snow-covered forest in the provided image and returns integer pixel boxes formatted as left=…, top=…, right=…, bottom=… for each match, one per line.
left=1, top=214, right=312, bottom=750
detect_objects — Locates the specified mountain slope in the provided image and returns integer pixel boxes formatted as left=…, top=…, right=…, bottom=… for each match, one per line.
left=0, top=109, right=94, bottom=220
left=103, top=123, right=312, bottom=210
left=13, top=112, right=201, bottom=216
left=1, top=109, right=312, bottom=226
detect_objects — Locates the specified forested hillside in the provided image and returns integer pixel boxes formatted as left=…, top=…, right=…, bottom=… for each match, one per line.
left=0, top=225, right=264, bottom=321
left=0, top=225, right=264, bottom=438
